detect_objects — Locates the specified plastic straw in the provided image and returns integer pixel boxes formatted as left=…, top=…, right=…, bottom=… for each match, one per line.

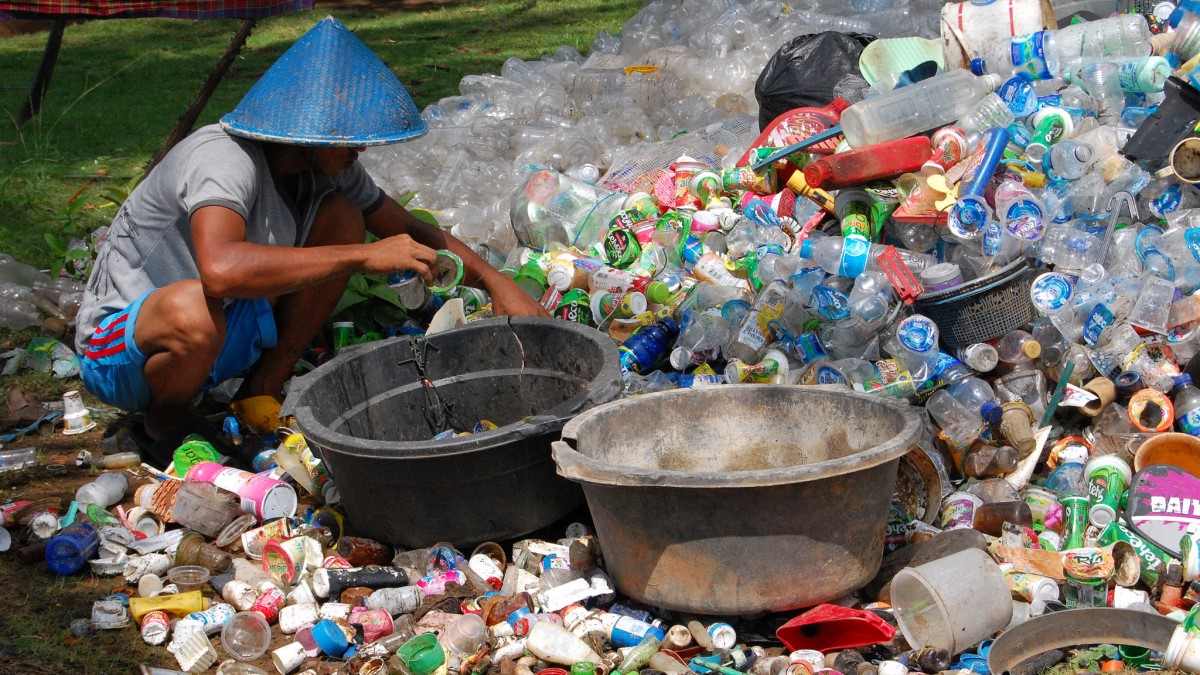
left=1040, top=360, right=1075, bottom=428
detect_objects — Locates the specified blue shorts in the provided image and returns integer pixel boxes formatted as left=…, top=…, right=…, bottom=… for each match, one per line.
left=81, top=290, right=278, bottom=412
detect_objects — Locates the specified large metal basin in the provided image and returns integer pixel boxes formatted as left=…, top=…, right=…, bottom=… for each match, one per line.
left=285, top=317, right=621, bottom=548
left=552, top=385, right=922, bottom=615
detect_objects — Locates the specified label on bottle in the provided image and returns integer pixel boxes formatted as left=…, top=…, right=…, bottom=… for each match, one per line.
left=982, top=221, right=1003, bottom=257
left=1011, top=32, right=1052, bottom=80
left=1181, top=407, right=1200, bottom=437
left=816, top=365, right=847, bottom=385
left=811, top=285, right=850, bottom=321
left=837, top=235, right=871, bottom=277
left=794, top=332, right=827, bottom=365
left=1185, top=228, right=1200, bottom=263
left=736, top=285, right=788, bottom=353
left=1152, top=184, right=1183, bottom=218
left=1036, top=94, right=1062, bottom=109
left=1082, top=304, right=1114, bottom=346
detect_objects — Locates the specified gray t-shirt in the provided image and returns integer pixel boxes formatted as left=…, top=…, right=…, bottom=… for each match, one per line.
left=77, top=124, right=384, bottom=353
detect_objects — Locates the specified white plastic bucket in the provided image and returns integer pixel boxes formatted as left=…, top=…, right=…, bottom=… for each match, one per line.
left=940, top=0, right=1055, bottom=73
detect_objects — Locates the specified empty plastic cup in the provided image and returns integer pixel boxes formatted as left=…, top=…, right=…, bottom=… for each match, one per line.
left=221, top=611, right=272, bottom=660
left=890, top=548, right=1013, bottom=655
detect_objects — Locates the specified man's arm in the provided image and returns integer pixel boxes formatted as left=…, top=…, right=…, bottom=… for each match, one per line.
left=365, top=196, right=550, bottom=317
left=191, top=204, right=438, bottom=299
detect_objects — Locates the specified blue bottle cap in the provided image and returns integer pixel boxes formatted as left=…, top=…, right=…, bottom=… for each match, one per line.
left=981, top=401, right=1003, bottom=424
left=970, top=58, right=987, bottom=76
left=1176, top=373, right=1194, bottom=391
left=1115, top=371, right=1143, bottom=397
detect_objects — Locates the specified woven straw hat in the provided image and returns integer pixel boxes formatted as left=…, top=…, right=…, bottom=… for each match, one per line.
left=221, top=16, right=427, bottom=146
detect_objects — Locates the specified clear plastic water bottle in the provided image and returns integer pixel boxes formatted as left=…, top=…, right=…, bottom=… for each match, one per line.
left=957, top=343, right=999, bottom=373
left=957, top=93, right=1016, bottom=144
left=838, top=70, right=1003, bottom=147
left=798, top=235, right=936, bottom=278
left=997, top=329, right=1041, bottom=366
left=1011, top=15, right=1154, bottom=79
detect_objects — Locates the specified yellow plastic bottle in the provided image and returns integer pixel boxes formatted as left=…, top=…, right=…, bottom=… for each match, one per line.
left=129, top=589, right=209, bottom=622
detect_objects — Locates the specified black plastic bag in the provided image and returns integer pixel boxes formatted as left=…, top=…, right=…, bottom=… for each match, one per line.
left=755, top=31, right=876, bottom=130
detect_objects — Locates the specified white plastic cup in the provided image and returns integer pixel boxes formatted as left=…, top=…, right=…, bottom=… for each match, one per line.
left=62, top=390, right=95, bottom=435
left=891, top=548, right=1013, bottom=655
left=788, top=650, right=825, bottom=670
left=272, top=641, right=307, bottom=674
left=62, top=390, right=87, bottom=415
left=1164, top=625, right=1200, bottom=672
left=279, top=602, right=320, bottom=634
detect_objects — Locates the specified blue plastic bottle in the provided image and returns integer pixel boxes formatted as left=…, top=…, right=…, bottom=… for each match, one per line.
left=618, top=317, right=680, bottom=374
left=45, top=521, right=100, bottom=575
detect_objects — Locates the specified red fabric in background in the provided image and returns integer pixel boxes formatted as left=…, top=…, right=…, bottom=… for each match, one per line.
left=0, top=0, right=311, bottom=20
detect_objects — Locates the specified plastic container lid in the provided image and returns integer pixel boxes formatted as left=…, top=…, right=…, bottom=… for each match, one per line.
left=398, top=632, right=446, bottom=675
left=168, top=565, right=212, bottom=593
left=919, top=263, right=963, bottom=290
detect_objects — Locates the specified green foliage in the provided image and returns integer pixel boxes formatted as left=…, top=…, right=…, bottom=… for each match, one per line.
left=1069, top=644, right=1119, bottom=672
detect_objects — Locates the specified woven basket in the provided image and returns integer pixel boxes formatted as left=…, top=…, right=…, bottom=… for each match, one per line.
left=914, top=259, right=1037, bottom=349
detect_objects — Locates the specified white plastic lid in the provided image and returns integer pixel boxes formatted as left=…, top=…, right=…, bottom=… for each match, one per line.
left=919, top=262, right=963, bottom=288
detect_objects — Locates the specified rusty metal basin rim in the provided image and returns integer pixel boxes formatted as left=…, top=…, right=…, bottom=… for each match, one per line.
left=554, top=385, right=923, bottom=489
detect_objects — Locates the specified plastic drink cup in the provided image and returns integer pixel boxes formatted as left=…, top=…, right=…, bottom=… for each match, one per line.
left=938, top=491, right=983, bottom=530
left=332, top=321, right=356, bottom=352
left=553, top=288, right=593, bottom=324
left=1085, top=455, right=1133, bottom=527
left=430, top=250, right=464, bottom=295
left=1060, top=495, right=1090, bottom=550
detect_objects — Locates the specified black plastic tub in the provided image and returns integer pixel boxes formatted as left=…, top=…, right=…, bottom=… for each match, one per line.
left=284, top=317, right=622, bottom=548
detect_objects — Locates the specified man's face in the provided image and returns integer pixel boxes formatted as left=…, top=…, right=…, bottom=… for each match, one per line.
left=308, top=146, right=365, bottom=176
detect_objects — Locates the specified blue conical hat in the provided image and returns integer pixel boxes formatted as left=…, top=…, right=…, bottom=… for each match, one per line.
left=221, top=16, right=427, bottom=146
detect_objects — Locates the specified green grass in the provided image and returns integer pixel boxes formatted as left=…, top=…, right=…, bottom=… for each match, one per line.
left=0, top=0, right=643, bottom=271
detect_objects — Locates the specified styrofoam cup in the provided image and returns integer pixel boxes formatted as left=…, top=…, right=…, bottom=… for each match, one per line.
left=272, top=641, right=306, bottom=674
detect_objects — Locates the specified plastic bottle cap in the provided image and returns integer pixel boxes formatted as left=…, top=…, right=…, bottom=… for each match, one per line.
left=1021, top=341, right=1042, bottom=360
left=799, top=239, right=814, bottom=259
left=1177, top=373, right=1194, bottom=390
left=803, top=162, right=833, bottom=189
left=645, top=281, right=672, bottom=305
left=981, top=400, right=1003, bottom=424
left=970, top=58, right=987, bottom=76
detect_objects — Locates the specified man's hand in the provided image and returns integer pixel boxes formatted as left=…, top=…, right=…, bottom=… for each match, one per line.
left=488, top=277, right=551, bottom=318
left=362, top=233, right=439, bottom=282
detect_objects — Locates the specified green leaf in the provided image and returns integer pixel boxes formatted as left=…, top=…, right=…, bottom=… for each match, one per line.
left=367, top=283, right=404, bottom=309
left=409, top=208, right=439, bottom=227
left=332, top=289, right=368, bottom=317
left=346, top=274, right=371, bottom=296
left=44, top=232, right=65, bottom=256
left=397, top=191, right=419, bottom=208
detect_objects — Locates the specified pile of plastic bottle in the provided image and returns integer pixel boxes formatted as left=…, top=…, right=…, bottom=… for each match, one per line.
left=26, top=0, right=1200, bottom=672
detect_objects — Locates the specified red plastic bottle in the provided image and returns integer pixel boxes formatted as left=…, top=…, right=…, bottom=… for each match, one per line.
left=803, top=136, right=933, bottom=190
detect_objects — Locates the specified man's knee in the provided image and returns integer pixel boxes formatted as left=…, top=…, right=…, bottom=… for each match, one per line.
left=141, top=280, right=226, bottom=359
left=308, top=192, right=366, bottom=247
